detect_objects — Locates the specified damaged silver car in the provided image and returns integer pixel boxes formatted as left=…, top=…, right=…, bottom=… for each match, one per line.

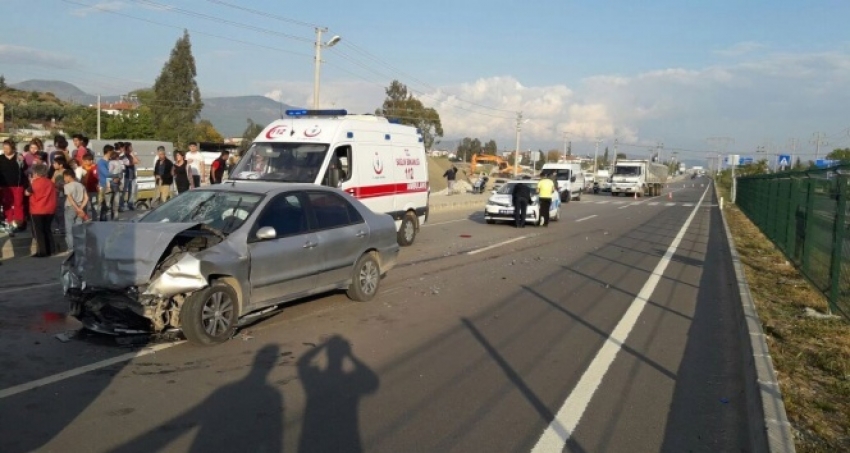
left=61, top=183, right=400, bottom=345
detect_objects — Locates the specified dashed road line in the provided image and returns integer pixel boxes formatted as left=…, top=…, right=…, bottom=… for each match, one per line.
left=466, top=236, right=529, bottom=255
left=0, top=282, right=61, bottom=294
left=575, top=215, right=597, bottom=222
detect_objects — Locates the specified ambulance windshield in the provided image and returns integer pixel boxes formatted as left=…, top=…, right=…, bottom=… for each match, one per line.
left=230, top=142, right=330, bottom=183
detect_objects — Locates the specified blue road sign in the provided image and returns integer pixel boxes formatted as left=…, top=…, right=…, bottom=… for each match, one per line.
left=739, top=157, right=754, bottom=165
left=815, top=159, right=836, bottom=168
left=778, top=155, right=791, bottom=167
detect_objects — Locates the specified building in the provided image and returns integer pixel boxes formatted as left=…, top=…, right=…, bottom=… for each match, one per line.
left=97, top=100, right=137, bottom=116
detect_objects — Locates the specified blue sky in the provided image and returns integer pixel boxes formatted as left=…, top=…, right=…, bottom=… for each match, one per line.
left=2, top=0, right=850, bottom=164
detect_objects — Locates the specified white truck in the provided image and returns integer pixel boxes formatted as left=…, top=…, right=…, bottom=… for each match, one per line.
left=540, top=162, right=585, bottom=202
left=610, top=160, right=669, bottom=197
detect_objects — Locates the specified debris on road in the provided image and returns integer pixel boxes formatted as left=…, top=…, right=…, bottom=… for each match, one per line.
left=54, top=330, right=76, bottom=343
left=240, top=331, right=255, bottom=341
left=803, top=307, right=841, bottom=320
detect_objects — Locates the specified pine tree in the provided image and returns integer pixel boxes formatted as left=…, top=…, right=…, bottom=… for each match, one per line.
left=0, top=74, right=6, bottom=89
left=603, top=146, right=609, bottom=165
left=151, top=30, right=203, bottom=149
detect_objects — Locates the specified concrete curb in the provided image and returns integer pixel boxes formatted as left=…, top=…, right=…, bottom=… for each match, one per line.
left=427, top=196, right=486, bottom=213
left=714, top=183, right=796, bottom=453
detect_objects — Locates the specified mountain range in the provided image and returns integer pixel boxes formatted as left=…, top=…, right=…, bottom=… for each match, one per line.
left=9, top=80, right=297, bottom=137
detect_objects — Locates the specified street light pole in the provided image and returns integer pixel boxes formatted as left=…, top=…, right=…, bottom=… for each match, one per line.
left=593, top=138, right=601, bottom=183
left=313, top=28, right=341, bottom=109
left=514, top=112, right=522, bottom=179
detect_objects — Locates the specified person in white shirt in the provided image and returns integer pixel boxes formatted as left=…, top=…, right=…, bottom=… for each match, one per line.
left=186, top=142, right=206, bottom=188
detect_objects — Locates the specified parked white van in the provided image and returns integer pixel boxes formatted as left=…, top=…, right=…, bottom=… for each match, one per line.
left=229, top=109, right=430, bottom=246
left=540, top=163, right=585, bottom=202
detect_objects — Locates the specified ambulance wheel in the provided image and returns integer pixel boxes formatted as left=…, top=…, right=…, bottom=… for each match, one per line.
left=397, top=212, right=417, bottom=247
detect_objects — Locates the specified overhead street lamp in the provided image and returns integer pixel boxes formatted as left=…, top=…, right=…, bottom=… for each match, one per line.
left=313, top=28, right=341, bottom=109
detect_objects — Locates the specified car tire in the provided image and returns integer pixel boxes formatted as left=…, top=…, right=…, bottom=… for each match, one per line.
left=180, top=281, right=238, bottom=346
left=486, top=219, right=495, bottom=224
left=397, top=212, right=417, bottom=247
left=563, top=191, right=570, bottom=203
left=575, top=191, right=581, bottom=202
left=347, top=252, right=381, bottom=302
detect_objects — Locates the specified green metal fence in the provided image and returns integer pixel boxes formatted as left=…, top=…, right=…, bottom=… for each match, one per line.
left=736, top=165, right=850, bottom=319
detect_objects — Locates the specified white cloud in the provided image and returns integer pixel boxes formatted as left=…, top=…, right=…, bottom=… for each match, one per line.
left=714, top=41, right=766, bottom=57
left=255, top=49, right=850, bottom=161
left=71, top=1, right=127, bottom=17
left=0, top=45, right=78, bottom=69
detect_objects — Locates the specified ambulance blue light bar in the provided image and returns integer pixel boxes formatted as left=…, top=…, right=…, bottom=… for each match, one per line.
left=285, top=109, right=348, bottom=117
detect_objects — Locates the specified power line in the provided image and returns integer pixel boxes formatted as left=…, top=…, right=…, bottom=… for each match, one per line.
left=202, top=0, right=321, bottom=29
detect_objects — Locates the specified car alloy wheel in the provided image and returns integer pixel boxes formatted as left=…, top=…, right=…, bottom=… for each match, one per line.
left=201, top=291, right=234, bottom=337
left=347, top=253, right=381, bottom=302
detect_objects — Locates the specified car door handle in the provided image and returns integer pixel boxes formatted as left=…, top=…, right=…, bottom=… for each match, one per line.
left=355, top=231, right=367, bottom=238
left=303, top=241, right=318, bottom=249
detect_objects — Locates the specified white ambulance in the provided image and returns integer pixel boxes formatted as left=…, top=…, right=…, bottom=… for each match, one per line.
left=229, top=109, right=430, bottom=246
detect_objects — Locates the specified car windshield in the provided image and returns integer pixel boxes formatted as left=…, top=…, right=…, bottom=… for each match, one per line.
left=230, top=142, right=330, bottom=183
left=498, top=182, right=539, bottom=195
left=541, top=169, right=571, bottom=180
left=141, top=190, right=263, bottom=234
left=615, top=166, right=642, bottom=176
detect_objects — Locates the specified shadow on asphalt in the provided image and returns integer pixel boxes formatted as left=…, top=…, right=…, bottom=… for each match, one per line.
left=107, top=344, right=285, bottom=453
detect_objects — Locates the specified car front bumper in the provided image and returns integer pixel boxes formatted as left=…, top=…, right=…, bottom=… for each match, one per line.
left=484, top=205, right=540, bottom=222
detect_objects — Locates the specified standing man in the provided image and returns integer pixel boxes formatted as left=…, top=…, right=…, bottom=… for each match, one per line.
left=97, top=145, right=119, bottom=221
left=0, top=139, right=28, bottom=234
left=154, top=146, right=174, bottom=203
left=537, top=174, right=556, bottom=227
left=209, top=150, right=229, bottom=184
left=81, top=154, right=100, bottom=220
left=72, top=134, right=87, bottom=166
left=119, top=142, right=140, bottom=211
left=511, top=181, right=532, bottom=228
left=443, top=165, right=458, bottom=195
left=186, top=142, right=205, bottom=188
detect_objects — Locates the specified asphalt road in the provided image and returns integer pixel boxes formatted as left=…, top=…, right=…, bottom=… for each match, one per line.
left=0, top=178, right=751, bottom=453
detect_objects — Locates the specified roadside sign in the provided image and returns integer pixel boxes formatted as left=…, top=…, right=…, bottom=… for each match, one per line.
left=726, top=154, right=740, bottom=165
left=739, top=156, right=753, bottom=165
left=815, top=159, right=836, bottom=168
left=778, top=154, right=791, bottom=167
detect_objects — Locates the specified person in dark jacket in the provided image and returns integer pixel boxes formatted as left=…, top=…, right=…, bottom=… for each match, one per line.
left=0, top=139, right=28, bottom=234
left=511, top=182, right=532, bottom=228
left=443, top=165, right=458, bottom=195
left=209, top=151, right=229, bottom=184
left=154, top=147, right=175, bottom=203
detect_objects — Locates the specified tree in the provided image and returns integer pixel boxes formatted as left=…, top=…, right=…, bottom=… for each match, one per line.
left=240, top=119, right=264, bottom=155
left=378, top=80, right=443, bottom=151
left=194, top=119, right=224, bottom=142
left=151, top=30, right=203, bottom=149
left=793, top=157, right=804, bottom=170
left=603, top=147, right=609, bottom=165
left=0, top=75, right=5, bottom=90
left=483, top=139, right=497, bottom=155
left=826, top=148, right=850, bottom=161
left=616, top=153, right=627, bottom=160
left=546, top=150, right=560, bottom=162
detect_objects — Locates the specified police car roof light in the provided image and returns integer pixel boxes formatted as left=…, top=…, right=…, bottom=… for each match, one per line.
left=285, top=109, right=348, bottom=117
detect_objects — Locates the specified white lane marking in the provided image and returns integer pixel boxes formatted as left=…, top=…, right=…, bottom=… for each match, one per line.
left=530, top=183, right=710, bottom=452
left=648, top=202, right=659, bottom=206
left=596, top=201, right=610, bottom=204
left=0, top=282, right=61, bottom=294
left=613, top=201, right=627, bottom=205
left=466, top=236, right=529, bottom=255
left=683, top=203, right=694, bottom=207
left=666, top=202, right=676, bottom=206
left=0, top=342, right=184, bottom=400
left=575, top=215, right=597, bottom=222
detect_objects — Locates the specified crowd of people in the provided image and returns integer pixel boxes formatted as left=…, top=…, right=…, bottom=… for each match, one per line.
left=0, top=135, right=235, bottom=258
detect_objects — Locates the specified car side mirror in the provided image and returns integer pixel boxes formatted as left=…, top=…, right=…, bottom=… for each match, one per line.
left=256, top=226, right=277, bottom=240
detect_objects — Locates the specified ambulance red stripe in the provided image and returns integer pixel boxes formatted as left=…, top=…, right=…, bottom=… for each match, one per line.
left=344, top=182, right=429, bottom=199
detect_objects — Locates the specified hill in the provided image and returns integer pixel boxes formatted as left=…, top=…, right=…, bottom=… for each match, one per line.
left=10, top=80, right=103, bottom=105
left=199, top=96, right=297, bottom=137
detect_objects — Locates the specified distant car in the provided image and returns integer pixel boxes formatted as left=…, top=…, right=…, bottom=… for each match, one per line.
left=484, top=180, right=560, bottom=226
left=61, top=183, right=400, bottom=345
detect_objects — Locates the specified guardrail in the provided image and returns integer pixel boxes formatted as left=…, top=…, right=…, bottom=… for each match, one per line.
left=736, top=165, right=850, bottom=318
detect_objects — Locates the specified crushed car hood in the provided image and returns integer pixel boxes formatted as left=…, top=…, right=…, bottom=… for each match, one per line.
left=69, top=221, right=203, bottom=290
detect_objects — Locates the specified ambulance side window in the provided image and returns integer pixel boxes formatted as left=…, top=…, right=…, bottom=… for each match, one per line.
left=323, top=145, right=352, bottom=188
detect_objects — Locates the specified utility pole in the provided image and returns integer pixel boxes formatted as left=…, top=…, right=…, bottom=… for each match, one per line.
left=811, top=132, right=828, bottom=161
left=514, top=111, right=523, bottom=179
left=656, top=142, right=664, bottom=164
left=96, top=94, right=101, bottom=140
left=707, top=137, right=735, bottom=170
left=593, top=138, right=601, bottom=183
left=612, top=138, right=618, bottom=169
left=313, top=27, right=341, bottom=109
left=562, top=132, right=568, bottom=162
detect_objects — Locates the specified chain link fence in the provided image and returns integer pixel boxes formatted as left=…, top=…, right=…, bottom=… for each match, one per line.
left=736, top=165, right=850, bottom=319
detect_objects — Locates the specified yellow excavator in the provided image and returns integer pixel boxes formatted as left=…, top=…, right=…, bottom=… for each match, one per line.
left=470, top=154, right=516, bottom=176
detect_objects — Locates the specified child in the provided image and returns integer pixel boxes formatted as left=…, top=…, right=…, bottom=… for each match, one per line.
left=81, top=154, right=99, bottom=221
left=62, top=169, right=89, bottom=252
left=26, top=164, right=57, bottom=257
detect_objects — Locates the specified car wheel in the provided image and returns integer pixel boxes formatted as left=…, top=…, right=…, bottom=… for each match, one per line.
left=397, top=212, right=417, bottom=247
left=575, top=191, right=581, bottom=202
left=563, top=191, right=570, bottom=203
left=486, top=219, right=495, bottom=224
left=347, top=252, right=381, bottom=302
left=180, top=281, right=238, bottom=346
